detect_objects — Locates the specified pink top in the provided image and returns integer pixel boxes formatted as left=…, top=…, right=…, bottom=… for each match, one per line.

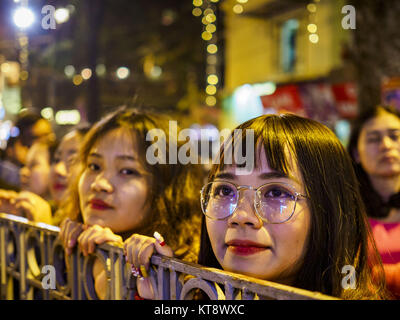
left=369, top=218, right=400, bottom=264
left=369, top=218, right=400, bottom=298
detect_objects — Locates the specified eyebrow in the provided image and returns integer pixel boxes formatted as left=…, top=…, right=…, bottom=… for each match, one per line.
left=88, top=152, right=136, bottom=161
left=215, top=171, right=291, bottom=181
left=366, top=129, right=400, bottom=135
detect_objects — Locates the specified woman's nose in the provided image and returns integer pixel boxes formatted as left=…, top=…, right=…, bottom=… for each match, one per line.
left=380, top=135, right=395, bottom=149
left=91, top=173, right=113, bottom=193
left=54, top=161, right=67, bottom=177
left=227, top=190, right=263, bottom=228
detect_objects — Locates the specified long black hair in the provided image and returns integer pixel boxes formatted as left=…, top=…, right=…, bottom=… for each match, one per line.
left=199, top=113, right=388, bottom=299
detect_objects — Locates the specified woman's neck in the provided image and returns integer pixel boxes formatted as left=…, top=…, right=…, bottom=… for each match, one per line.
left=369, top=175, right=400, bottom=202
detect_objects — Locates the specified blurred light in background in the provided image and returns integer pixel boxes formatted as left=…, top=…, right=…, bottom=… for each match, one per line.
left=13, top=7, right=35, bottom=29
left=72, top=74, right=83, bottom=86
left=307, top=23, right=317, bottom=33
left=41, top=107, right=54, bottom=120
left=309, top=33, right=319, bottom=43
left=10, top=126, right=20, bottom=138
left=207, top=44, right=218, bottom=54
left=81, top=68, right=92, bottom=80
left=55, top=110, right=81, bottom=125
left=232, top=84, right=264, bottom=123
left=207, top=74, right=219, bottom=85
left=307, top=3, right=317, bottom=13
left=96, top=64, right=106, bottom=77
left=205, top=95, right=217, bottom=107
left=192, top=8, right=202, bottom=17
left=201, top=31, right=212, bottom=41
left=233, top=4, right=243, bottom=14
left=149, top=66, right=162, bottom=79
left=64, top=65, right=75, bottom=78
left=116, top=67, right=130, bottom=80
left=54, top=8, right=70, bottom=24
left=252, top=82, right=276, bottom=96
left=193, top=0, right=203, bottom=6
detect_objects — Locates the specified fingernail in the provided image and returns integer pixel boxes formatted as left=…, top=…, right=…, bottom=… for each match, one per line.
left=153, top=231, right=165, bottom=247
left=140, top=265, right=148, bottom=278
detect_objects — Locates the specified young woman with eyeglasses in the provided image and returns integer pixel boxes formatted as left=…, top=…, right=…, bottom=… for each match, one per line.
left=125, top=113, right=389, bottom=300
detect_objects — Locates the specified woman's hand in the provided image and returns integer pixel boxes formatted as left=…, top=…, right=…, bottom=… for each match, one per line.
left=123, top=233, right=173, bottom=299
left=0, top=189, right=18, bottom=215
left=77, top=225, right=122, bottom=257
left=59, top=217, right=84, bottom=255
left=14, top=191, right=53, bottom=224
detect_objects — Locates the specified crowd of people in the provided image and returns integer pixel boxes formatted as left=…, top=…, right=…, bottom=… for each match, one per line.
left=0, top=104, right=399, bottom=300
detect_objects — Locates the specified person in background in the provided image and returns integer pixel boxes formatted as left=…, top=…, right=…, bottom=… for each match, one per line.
left=58, top=107, right=204, bottom=299
left=126, top=113, right=389, bottom=300
left=0, top=110, right=54, bottom=190
left=348, top=105, right=400, bottom=298
left=50, top=124, right=90, bottom=226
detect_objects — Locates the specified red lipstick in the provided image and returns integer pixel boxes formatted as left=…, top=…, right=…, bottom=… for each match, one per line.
left=226, top=240, right=269, bottom=256
left=89, top=199, right=113, bottom=210
left=52, top=183, right=66, bottom=191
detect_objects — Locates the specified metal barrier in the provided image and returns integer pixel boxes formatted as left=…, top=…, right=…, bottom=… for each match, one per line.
left=0, top=213, right=336, bottom=300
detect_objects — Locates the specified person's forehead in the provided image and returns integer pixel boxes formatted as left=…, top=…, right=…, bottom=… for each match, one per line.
left=363, top=112, right=400, bottom=132
left=91, top=128, right=138, bottom=154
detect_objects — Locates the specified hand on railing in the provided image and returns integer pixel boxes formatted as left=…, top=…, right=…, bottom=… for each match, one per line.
left=0, top=189, right=19, bottom=215
left=77, top=225, right=123, bottom=256
left=59, top=218, right=84, bottom=255
left=123, top=232, right=173, bottom=299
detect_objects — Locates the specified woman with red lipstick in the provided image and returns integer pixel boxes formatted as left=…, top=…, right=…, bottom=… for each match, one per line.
left=58, top=107, right=204, bottom=299
left=129, top=113, right=389, bottom=300
left=348, top=105, right=400, bottom=298
left=50, top=124, right=90, bottom=226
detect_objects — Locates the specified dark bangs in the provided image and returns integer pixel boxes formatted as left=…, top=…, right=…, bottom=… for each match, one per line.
left=208, top=114, right=297, bottom=181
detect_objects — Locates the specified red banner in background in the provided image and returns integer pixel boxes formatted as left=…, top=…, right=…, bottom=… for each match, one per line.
left=331, top=82, right=358, bottom=118
left=260, top=85, right=305, bottom=115
left=260, top=82, right=358, bottom=120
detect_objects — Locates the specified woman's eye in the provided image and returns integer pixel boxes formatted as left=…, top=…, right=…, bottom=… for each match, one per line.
left=264, top=187, right=293, bottom=199
left=88, top=163, right=100, bottom=171
left=214, top=185, right=234, bottom=197
left=120, top=168, right=140, bottom=176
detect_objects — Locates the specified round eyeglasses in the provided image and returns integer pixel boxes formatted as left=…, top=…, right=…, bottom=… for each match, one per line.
left=200, top=180, right=307, bottom=224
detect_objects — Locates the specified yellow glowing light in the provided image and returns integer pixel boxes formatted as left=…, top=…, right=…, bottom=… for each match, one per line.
left=210, top=0, right=219, bottom=3
left=193, top=0, right=203, bottom=7
left=202, top=31, right=212, bottom=41
left=206, top=96, right=217, bottom=106
left=205, top=13, right=216, bottom=23
left=73, top=74, right=83, bottom=85
left=204, top=8, right=214, bottom=16
left=202, top=16, right=209, bottom=25
left=207, top=44, right=218, bottom=54
left=309, top=33, right=319, bottom=43
left=41, top=107, right=54, bottom=120
left=206, top=23, right=216, bottom=33
left=55, top=110, right=81, bottom=125
left=307, top=23, right=317, bottom=33
left=307, top=3, right=317, bottom=13
left=81, top=68, right=92, bottom=80
left=207, top=74, right=219, bottom=85
left=206, top=85, right=217, bottom=95
left=237, top=0, right=248, bottom=3
left=192, top=8, right=202, bottom=17
left=233, top=4, right=243, bottom=14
